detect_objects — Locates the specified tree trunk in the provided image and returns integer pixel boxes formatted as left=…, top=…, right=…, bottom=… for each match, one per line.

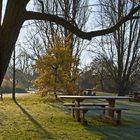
left=0, top=26, right=24, bottom=87
left=0, top=0, right=27, bottom=86
left=117, top=81, right=129, bottom=96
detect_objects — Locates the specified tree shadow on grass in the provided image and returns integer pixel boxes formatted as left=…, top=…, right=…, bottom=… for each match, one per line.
left=86, top=124, right=140, bottom=140
left=85, top=111, right=140, bottom=140
left=14, top=100, right=56, bottom=140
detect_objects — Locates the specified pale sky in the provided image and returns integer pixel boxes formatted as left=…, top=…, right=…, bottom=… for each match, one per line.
left=1, top=0, right=7, bottom=23
left=3, top=0, right=98, bottom=68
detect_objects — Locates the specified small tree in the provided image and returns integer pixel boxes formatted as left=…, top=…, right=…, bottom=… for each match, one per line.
left=33, top=33, right=79, bottom=99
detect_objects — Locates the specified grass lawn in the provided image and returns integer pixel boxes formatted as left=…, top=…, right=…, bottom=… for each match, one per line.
left=0, top=93, right=140, bottom=140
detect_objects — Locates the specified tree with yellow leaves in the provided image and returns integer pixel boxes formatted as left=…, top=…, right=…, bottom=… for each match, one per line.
left=33, top=33, right=79, bottom=99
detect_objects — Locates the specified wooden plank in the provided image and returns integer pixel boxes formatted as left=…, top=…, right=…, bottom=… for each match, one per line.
left=64, top=102, right=108, bottom=119
left=64, top=102, right=108, bottom=107
left=72, top=106, right=129, bottom=111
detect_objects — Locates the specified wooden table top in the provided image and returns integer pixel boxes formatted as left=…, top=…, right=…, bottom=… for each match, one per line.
left=58, top=95, right=130, bottom=100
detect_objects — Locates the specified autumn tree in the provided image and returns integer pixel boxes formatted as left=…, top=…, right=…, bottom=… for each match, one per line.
left=33, top=33, right=79, bottom=99
left=0, top=0, right=139, bottom=98
left=24, top=0, right=89, bottom=88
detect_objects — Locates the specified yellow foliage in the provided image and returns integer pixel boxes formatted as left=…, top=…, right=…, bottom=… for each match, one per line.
left=33, top=33, right=80, bottom=94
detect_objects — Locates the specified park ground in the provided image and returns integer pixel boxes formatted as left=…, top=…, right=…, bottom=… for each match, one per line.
left=0, top=93, right=140, bottom=140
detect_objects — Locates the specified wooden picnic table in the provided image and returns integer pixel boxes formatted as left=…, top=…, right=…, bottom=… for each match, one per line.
left=83, top=89, right=96, bottom=95
left=58, top=95, right=130, bottom=122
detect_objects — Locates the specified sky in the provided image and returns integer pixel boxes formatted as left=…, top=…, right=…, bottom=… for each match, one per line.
left=2, top=0, right=99, bottom=68
left=1, top=0, right=7, bottom=23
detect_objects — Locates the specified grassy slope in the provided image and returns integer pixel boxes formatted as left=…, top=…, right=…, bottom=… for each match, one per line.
left=0, top=94, right=101, bottom=140
left=0, top=94, right=140, bottom=140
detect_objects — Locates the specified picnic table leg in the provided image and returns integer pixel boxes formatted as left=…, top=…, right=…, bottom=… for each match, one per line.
left=74, top=99, right=83, bottom=122
left=101, top=105, right=106, bottom=116
left=106, top=99, right=115, bottom=118
left=116, top=110, right=121, bottom=125
left=72, top=105, right=75, bottom=118
left=81, top=110, right=88, bottom=124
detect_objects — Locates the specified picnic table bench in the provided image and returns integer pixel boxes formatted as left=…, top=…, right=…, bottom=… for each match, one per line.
left=59, top=95, right=130, bottom=125
left=129, top=91, right=140, bottom=102
left=64, top=102, right=108, bottom=117
left=82, top=88, right=96, bottom=96
left=72, top=106, right=129, bottom=125
left=64, top=102, right=108, bottom=107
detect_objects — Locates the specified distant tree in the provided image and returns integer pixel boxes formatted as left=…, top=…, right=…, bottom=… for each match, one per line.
left=89, top=56, right=116, bottom=92
left=16, top=49, right=35, bottom=90
left=78, top=66, right=95, bottom=90
left=90, top=57, right=106, bottom=91
left=1, top=67, right=30, bottom=92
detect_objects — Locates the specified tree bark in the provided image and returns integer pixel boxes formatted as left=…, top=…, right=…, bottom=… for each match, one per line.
left=0, top=0, right=28, bottom=86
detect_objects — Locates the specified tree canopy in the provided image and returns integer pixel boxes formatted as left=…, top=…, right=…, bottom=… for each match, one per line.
left=33, top=33, right=79, bottom=98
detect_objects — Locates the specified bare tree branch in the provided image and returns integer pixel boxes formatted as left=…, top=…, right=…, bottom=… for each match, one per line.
left=24, top=5, right=140, bottom=40
left=38, top=0, right=44, bottom=13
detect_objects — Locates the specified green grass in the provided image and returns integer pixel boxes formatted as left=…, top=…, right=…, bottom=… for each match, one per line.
left=96, top=91, right=115, bottom=95
left=0, top=94, right=140, bottom=140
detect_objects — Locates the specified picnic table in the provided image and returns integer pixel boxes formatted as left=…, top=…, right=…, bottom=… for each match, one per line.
left=59, top=95, right=130, bottom=124
left=82, top=88, right=96, bottom=96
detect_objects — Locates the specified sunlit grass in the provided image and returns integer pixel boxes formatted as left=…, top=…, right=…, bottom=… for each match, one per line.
left=0, top=93, right=140, bottom=140
left=96, top=91, right=115, bottom=95
left=0, top=94, right=101, bottom=140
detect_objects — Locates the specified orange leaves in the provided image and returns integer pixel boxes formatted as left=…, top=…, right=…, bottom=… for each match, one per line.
left=33, top=33, right=79, bottom=94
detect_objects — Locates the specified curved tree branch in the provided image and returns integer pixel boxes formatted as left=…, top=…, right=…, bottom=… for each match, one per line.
left=24, top=5, right=140, bottom=40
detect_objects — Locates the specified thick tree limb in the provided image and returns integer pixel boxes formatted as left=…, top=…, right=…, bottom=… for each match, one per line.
left=25, top=5, right=140, bottom=40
